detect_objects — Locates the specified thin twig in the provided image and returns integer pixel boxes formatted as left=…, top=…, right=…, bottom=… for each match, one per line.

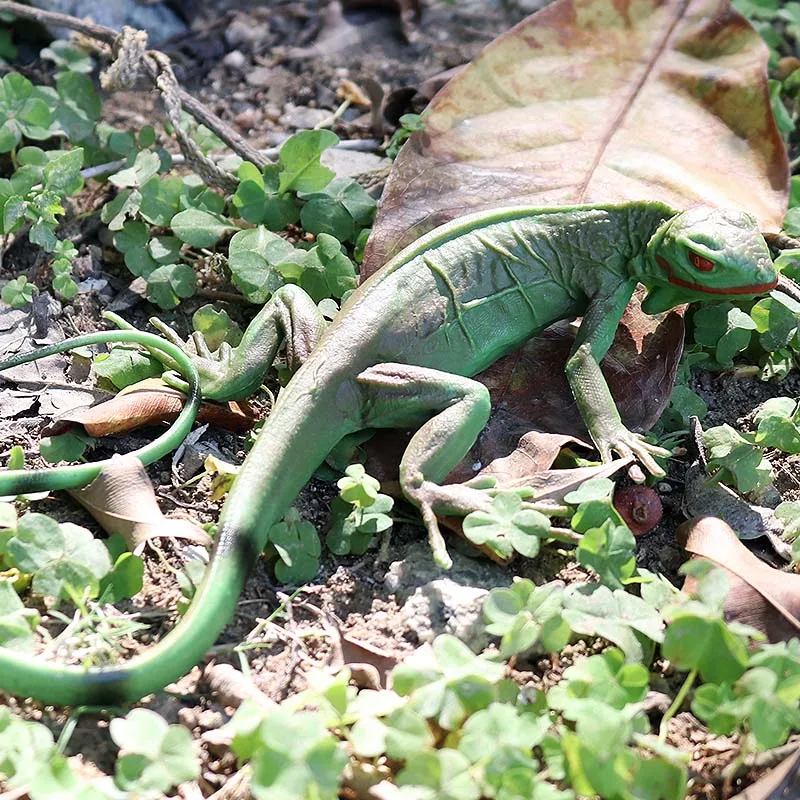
left=0, top=1, right=268, bottom=170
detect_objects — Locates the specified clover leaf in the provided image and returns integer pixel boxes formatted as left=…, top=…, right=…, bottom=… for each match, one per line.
left=108, top=150, right=161, bottom=189
left=39, top=429, right=95, bottom=464
left=277, top=129, right=338, bottom=194
left=93, top=344, right=162, bottom=390
left=350, top=705, right=433, bottom=760
left=191, top=304, right=241, bottom=351
left=546, top=649, right=649, bottom=714
left=0, top=579, right=39, bottom=652
left=232, top=161, right=300, bottom=229
left=227, top=226, right=299, bottom=303
left=1, top=275, right=38, bottom=308
left=0, top=73, right=54, bottom=152
left=171, top=208, right=235, bottom=248
left=337, top=463, right=379, bottom=508
left=268, top=508, right=321, bottom=584
left=576, top=519, right=637, bottom=590
left=391, top=635, right=506, bottom=730
left=750, top=290, right=800, bottom=352
left=704, top=424, right=772, bottom=494
left=662, top=598, right=748, bottom=684
left=561, top=583, right=664, bottom=664
left=145, top=263, right=196, bottom=309
left=298, top=234, right=357, bottom=301
left=5, top=514, right=111, bottom=603
left=110, top=708, right=199, bottom=795
left=484, top=579, right=569, bottom=658
left=754, top=396, right=800, bottom=453
left=326, top=494, right=393, bottom=556
left=458, top=702, right=549, bottom=764
left=228, top=705, right=347, bottom=800
left=463, top=492, right=550, bottom=559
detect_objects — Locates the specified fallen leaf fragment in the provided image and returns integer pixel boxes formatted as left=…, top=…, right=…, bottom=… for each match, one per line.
left=445, top=429, right=588, bottom=487
left=677, top=517, right=800, bottom=643
left=341, top=633, right=399, bottom=689
left=729, top=746, right=800, bottom=800
left=46, top=378, right=255, bottom=437
left=68, top=455, right=211, bottom=553
left=683, top=459, right=787, bottom=543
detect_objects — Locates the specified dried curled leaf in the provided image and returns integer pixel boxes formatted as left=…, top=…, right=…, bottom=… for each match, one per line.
left=47, top=378, right=255, bottom=437
left=69, top=455, right=211, bottom=553
left=677, top=517, right=800, bottom=643
left=729, top=748, right=800, bottom=800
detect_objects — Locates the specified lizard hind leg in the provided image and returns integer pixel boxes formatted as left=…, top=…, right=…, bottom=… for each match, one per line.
left=356, top=363, right=492, bottom=569
left=109, top=284, right=328, bottom=402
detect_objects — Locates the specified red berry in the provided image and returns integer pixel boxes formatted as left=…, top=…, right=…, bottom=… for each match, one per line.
left=613, top=485, right=663, bottom=536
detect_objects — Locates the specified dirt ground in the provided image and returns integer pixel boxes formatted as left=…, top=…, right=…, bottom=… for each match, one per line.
left=0, top=0, right=798, bottom=798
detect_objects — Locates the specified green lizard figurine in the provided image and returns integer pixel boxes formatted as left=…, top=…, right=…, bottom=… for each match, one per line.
left=0, top=201, right=777, bottom=705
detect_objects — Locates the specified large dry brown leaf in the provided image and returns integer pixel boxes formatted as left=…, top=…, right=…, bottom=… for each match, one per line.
left=363, top=0, right=788, bottom=272
left=465, top=287, right=684, bottom=445
left=677, top=517, right=800, bottom=643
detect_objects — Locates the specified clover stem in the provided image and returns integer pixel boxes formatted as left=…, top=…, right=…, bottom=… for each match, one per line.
left=658, top=667, right=697, bottom=742
left=546, top=526, right=581, bottom=545
left=525, top=501, right=571, bottom=517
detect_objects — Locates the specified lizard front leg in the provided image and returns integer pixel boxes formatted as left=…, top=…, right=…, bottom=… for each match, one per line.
left=107, top=284, right=327, bottom=402
left=566, top=281, right=672, bottom=476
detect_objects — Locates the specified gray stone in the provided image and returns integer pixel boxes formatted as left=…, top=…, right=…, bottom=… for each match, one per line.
left=0, top=389, right=36, bottom=419
left=225, top=17, right=270, bottom=48
left=222, top=50, right=247, bottom=71
left=0, top=306, right=67, bottom=386
left=245, top=66, right=273, bottom=88
left=385, top=540, right=510, bottom=651
left=279, top=104, right=333, bottom=130
left=321, top=149, right=389, bottom=179
left=29, top=0, right=186, bottom=46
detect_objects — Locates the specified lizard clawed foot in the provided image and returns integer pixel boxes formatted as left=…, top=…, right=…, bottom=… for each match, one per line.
left=104, top=311, right=236, bottom=398
left=595, top=425, right=672, bottom=477
left=405, top=479, right=497, bottom=569
left=148, top=317, right=236, bottom=399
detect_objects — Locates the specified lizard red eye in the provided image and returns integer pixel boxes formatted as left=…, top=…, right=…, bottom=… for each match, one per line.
left=688, top=250, right=715, bottom=272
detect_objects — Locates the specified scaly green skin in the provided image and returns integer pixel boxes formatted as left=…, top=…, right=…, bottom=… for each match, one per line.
left=0, top=202, right=776, bottom=706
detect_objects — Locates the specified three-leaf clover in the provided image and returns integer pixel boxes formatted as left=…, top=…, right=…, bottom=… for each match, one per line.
left=110, top=708, right=199, bottom=795
left=463, top=492, right=550, bottom=559
left=484, top=578, right=569, bottom=658
left=268, top=508, right=321, bottom=583
left=3, top=513, right=111, bottom=603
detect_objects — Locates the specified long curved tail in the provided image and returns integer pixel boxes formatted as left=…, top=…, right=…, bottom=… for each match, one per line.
left=0, top=330, right=202, bottom=496
left=0, top=361, right=348, bottom=705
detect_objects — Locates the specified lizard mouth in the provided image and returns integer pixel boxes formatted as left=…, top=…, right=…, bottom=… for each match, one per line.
left=656, top=256, right=777, bottom=296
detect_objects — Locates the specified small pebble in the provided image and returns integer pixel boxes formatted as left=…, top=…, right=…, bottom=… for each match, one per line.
left=234, top=108, right=260, bottom=131
left=246, top=67, right=274, bottom=88
left=222, top=50, right=247, bottom=71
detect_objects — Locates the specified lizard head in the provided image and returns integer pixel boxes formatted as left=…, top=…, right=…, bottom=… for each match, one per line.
left=641, top=206, right=776, bottom=314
